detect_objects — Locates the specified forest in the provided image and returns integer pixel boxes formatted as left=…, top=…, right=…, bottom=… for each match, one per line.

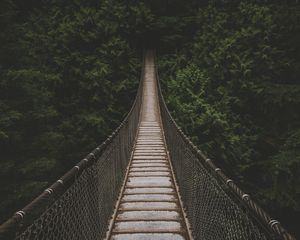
left=0, top=0, right=299, bottom=238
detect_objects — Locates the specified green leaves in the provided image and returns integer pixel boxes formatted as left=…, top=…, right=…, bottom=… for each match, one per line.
left=0, top=0, right=141, bottom=223
left=158, top=1, right=300, bottom=235
left=260, top=130, right=300, bottom=211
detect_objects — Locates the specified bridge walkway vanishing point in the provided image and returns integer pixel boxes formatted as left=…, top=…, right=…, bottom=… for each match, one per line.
left=0, top=50, right=295, bottom=240
left=106, top=51, right=192, bottom=240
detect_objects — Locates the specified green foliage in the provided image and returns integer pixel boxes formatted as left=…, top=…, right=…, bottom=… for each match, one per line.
left=160, top=61, right=258, bottom=179
left=158, top=0, right=300, bottom=236
left=0, top=0, right=143, bottom=223
left=0, top=0, right=299, bottom=237
left=260, top=129, right=300, bottom=210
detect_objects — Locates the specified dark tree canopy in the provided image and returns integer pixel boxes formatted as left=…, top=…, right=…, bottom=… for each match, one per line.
left=0, top=0, right=299, bottom=237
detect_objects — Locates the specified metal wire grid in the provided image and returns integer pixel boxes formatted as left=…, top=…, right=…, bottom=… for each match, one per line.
left=156, top=56, right=294, bottom=240
left=15, top=128, right=132, bottom=240
left=0, top=57, right=144, bottom=240
left=0, top=51, right=295, bottom=240
left=161, top=117, right=268, bottom=240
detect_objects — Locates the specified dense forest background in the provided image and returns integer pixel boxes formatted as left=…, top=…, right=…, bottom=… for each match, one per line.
left=0, top=0, right=299, bottom=238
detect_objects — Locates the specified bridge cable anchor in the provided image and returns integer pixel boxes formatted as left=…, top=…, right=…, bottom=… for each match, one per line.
left=57, top=179, right=64, bottom=185
left=15, top=211, right=25, bottom=219
left=269, top=220, right=280, bottom=228
left=74, top=165, right=81, bottom=179
left=44, top=188, right=53, bottom=194
left=226, top=179, right=233, bottom=185
left=89, top=153, right=96, bottom=160
left=242, top=194, right=250, bottom=200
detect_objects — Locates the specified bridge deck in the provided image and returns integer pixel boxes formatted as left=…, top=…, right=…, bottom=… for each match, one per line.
left=106, top=52, right=191, bottom=240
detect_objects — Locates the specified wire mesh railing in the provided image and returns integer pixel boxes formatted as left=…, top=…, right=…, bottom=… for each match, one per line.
left=0, top=50, right=295, bottom=240
left=0, top=57, right=145, bottom=240
left=156, top=55, right=295, bottom=240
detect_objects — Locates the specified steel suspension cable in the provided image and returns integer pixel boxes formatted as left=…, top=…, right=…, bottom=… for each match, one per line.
left=0, top=55, right=146, bottom=240
left=155, top=52, right=295, bottom=240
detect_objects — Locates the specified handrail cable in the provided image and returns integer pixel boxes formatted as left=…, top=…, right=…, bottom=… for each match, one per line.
left=0, top=50, right=296, bottom=240
left=155, top=51, right=295, bottom=240
left=0, top=53, right=146, bottom=240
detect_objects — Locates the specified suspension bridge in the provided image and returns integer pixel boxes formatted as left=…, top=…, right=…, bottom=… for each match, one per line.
left=0, top=51, right=295, bottom=240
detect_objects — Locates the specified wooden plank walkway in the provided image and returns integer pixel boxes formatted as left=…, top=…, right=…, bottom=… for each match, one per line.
left=106, top=51, right=191, bottom=240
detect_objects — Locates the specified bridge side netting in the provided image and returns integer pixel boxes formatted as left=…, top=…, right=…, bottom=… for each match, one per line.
left=156, top=61, right=294, bottom=240
left=0, top=59, right=144, bottom=240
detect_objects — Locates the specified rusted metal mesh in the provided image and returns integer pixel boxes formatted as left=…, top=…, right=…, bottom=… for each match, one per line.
left=0, top=59, right=144, bottom=240
left=157, top=62, right=294, bottom=240
left=0, top=51, right=294, bottom=240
